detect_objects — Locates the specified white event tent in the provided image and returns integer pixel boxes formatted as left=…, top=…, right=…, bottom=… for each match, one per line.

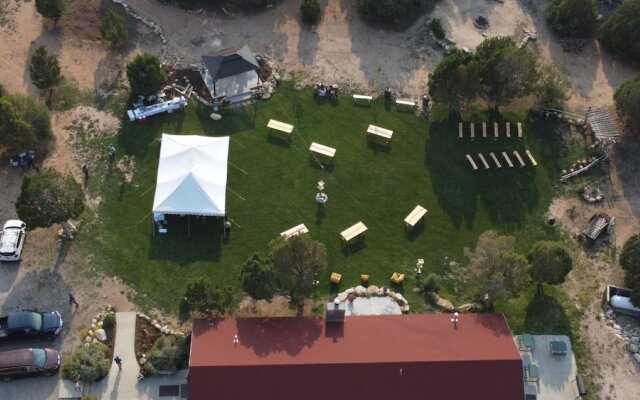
left=152, top=134, right=230, bottom=217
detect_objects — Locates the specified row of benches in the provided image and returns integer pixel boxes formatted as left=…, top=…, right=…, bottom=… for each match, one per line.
left=268, top=119, right=396, bottom=166
left=280, top=205, right=428, bottom=247
left=466, top=150, right=538, bottom=171
left=459, top=122, right=523, bottom=140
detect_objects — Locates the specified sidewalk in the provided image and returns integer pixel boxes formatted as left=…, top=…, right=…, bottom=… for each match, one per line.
left=59, top=312, right=187, bottom=399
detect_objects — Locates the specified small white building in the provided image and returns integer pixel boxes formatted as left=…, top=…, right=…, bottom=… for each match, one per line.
left=201, top=44, right=261, bottom=104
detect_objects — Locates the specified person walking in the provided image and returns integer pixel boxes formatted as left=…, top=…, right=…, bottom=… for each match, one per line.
left=114, top=355, right=122, bottom=370
left=69, top=293, right=79, bottom=308
left=107, top=144, right=117, bottom=160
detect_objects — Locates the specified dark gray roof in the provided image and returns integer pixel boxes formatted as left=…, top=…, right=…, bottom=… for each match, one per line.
left=202, top=44, right=260, bottom=81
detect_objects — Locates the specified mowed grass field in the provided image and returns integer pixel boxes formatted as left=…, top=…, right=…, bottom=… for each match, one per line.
left=80, top=82, right=569, bottom=313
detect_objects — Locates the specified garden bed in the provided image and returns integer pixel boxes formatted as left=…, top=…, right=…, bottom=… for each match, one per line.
left=135, top=315, right=160, bottom=363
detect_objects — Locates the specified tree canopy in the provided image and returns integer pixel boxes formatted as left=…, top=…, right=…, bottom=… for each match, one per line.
left=15, top=169, right=85, bottom=228
left=35, top=0, right=64, bottom=24
left=528, top=241, right=573, bottom=292
left=0, top=93, right=52, bottom=151
left=535, top=64, right=571, bottom=109
left=546, top=0, right=598, bottom=37
left=126, top=53, right=168, bottom=97
left=631, top=286, right=640, bottom=309
left=613, top=74, right=640, bottom=134
left=599, top=0, right=640, bottom=63
left=428, top=49, right=480, bottom=114
left=180, top=276, right=234, bottom=318
left=475, top=36, right=538, bottom=109
left=240, top=252, right=277, bottom=302
left=29, top=45, right=62, bottom=91
left=620, top=234, right=640, bottom=276
left=61, top=343, right=110, bottom=383
left=100, top=10, right=128, bottom=47
left=463, top=230, right=530, bottom=303
left=300, top=0, right=322, bottom=24
left=269, top=234, right=327, bottom=313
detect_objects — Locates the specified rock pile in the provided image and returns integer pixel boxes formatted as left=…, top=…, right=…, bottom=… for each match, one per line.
left=111, top=0, right=168, bottom=44
left=82, top=304, right=117, bottom=346
left=333, top=285, right=411, bottom=313
left=602, top=307, right=640, bottom=364
left=137, top=313, right=185, bottom=336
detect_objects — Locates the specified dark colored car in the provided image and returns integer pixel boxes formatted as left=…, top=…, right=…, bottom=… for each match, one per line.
left=0, top=348, right=60, bottom=380
left=0, top=311, right=64, bottom=343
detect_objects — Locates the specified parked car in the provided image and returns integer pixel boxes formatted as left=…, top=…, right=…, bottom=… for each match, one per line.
left=0, top=311, right=63, bottom=343
left=0, top=220, right=27, bottom=262
left=0, top=348, right=60, bottom=380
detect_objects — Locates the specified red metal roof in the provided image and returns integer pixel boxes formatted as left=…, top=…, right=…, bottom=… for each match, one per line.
left=189, top=313, right=524, bottom=400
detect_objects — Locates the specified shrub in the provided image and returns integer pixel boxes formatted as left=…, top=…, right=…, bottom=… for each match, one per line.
left=423, top=273, right=440, bottom=292
left=102, top=314, right=116, bottom=330
left=126, top=53, right=168, bottom=97
left=631, top=286, right=640, bottom=309
left=546, top=0, right=598, bottom=37
left=62, top=343, right=110, bottom=382
left=144, top=335, right=188, bottom=375
left=100, top=10, right=128, bottom=47
left=428, top=18, right=445, bottom=40
left=300, top=0, right=321, bottom=24
left=599, top=0, right=640, bottom=63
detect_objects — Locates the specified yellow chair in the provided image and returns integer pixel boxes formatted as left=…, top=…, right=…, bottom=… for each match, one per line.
left=360, top=274, right=369, bottom=283
left=330, top=272, right=342, bottom=284
left=390, top=272, right=405, bottom=284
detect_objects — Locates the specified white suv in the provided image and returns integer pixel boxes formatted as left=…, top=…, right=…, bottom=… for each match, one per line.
left=0, top=220, right=27, bottom=262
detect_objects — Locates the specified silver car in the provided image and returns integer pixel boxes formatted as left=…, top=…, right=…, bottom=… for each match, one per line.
left=0, top=220, right=27, bottom=262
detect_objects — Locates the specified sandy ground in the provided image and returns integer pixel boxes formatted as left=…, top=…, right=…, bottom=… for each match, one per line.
left=1, top=0, right=640, bottom=398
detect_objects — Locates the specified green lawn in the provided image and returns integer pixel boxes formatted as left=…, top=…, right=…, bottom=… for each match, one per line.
left=79, top=82, right=571, bottom=313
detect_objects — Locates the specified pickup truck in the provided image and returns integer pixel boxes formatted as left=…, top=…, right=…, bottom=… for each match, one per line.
left=0, top=311, right=63, bottom=342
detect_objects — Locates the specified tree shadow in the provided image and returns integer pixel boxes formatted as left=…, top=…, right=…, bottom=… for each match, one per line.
left=524, top=292, right=572, bottom=336
left=54, top=239, right=72, bottom=272
left=235, top=317, right=322, bottom=357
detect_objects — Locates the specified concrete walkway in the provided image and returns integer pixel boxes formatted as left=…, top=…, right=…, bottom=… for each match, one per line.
left=59, top=312, right=187, bottom=399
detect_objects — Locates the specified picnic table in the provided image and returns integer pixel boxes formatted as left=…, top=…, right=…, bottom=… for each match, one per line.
left=478, top=153, right=490, bottom=170
left=280, top=223, right=308, bottom=240
left=340, top=221, right=367, bottom=246
left=489, top=152, right=502, bottom=168
left=404, top=205, right=427, bottom=231
left=549, top=340, right=567, bottom=356
left=525, top=150, right=538, bottom=167
left=466, top=154, right=478, bottom=171
left=502, top=151, right=514, bottom=168
left=517, top=334, right=535, bottom=351
left=267, top=119, right=294, bottom=141
left=366, top=124, right=393, bottom=144
left=513, top=150, right=526, bottom=167
left=309, top=142, right=336, bottom=165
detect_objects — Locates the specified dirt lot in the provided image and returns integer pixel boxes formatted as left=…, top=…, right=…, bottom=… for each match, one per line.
left=1, top=0, right=639, bottom=398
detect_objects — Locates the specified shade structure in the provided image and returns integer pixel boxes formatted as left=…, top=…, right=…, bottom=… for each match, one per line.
left=153, top=134, right=229, bottom=216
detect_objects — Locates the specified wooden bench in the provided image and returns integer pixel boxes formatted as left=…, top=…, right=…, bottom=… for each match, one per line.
left=396, top=99, right=416, bottom=111
left=502, top=151, right=514, bottom=168
left=366, top=124, right=393, bottom=145
left=404, top=205, right=427, bottom=231
left=353, top=94, right=373, bottom=105
left=267, top=119, right=294, bottom=142
left=482, top=122, right=487, bottom=138
left=340, top=221, right=367, bottom=246
left=494, top=122, right=499, bottom=140
left=280, top=223, right=309, bottom=240
left=466, top=154, right=478, bottom=171
left=517, top=122, right=523, bottom=139
left=525, top=150, right=538, bottom=166
left=506, top=122, right=511, bottom=138
left=513, top=150, right=526, bottom=167
left=489, top=152, right=502, bottom=168
left=478, top=153, right=490, bottom=170
left=309, top=142, right=336, bottom=166
left=470, top=123, right=475, bottom=140
left=458, top=122, right=463, bottom=139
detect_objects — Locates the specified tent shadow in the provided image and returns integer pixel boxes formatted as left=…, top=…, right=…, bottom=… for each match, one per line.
left=148, top=215, right=223, bottom=263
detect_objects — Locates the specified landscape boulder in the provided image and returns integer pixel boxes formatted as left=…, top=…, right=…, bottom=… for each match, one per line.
left=95, top=329, right=107, bottom=342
